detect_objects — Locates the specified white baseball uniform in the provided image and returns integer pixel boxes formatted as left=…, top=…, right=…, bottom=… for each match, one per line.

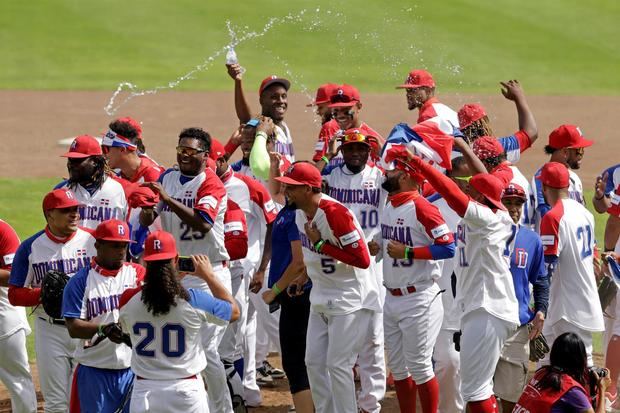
left=156, top=167, right=233, bottom=412
left=119, top=286, right=234, bottom=413
left=9, top=227, right=96, bottom=413
left=55, top=177, right=128, bottom=230
left=295, top=194, right=380, bottom=413
left=0, top=219, right=37, bottom=413
left=323, top=163, right=386, bottom=413
left=532, top=166, right=584, bottom=232
left=540, top=198, right=605, bottom=366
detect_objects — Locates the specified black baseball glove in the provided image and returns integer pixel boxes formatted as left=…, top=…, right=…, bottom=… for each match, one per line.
left=529, top=330, right=550, bottom=362
left=40, top=270, right=70, bottom=319
left=92, top=322, right=133, bottom=348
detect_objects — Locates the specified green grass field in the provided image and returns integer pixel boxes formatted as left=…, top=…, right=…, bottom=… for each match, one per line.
left=0, top=178, right=610, bottom=360
left=1, top=0, right=618, bottom=94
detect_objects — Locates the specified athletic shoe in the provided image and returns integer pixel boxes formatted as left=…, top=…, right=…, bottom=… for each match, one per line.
left=255, top=366, right=274, bottom=386
left=263, top=360, right=286, bottom=379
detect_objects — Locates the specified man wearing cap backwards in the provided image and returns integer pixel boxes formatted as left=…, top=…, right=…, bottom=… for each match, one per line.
left=402, top=141, right=520, bottom=413
left=0, top=219, right=37, bottom=413
left=226, top=64, right=295, bottom=162
left=322, top=130, right=387, bottom=413
left=8, top=189, right=97, bottom=413
left=472, top=136, right=535, bottom=228
left=492, top=183, right=548, bottom=413
left=61, top=219, right=145, bottom=413
left=396, top=69, right=459, bottom=129
left=139, top=127, right=235, bottom=413
left=372, top=147, right=455, bottom=413
left=314, top=84, right=384, bottom=172
left=210, top=138, right=280, bottom=406
left=458, top=80, right=538, bottom=163
left=537, top=162, right=605, bottom=366
left=275, top=161, right=381, bottom=413
left=56, top=135, right=128, bottom=230
left=532, top=124, right=592, bottom=231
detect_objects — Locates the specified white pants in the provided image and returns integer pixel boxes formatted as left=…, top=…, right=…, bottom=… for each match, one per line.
left=251, top=283, right=281, bottom=365
left=242, top=273, right=260, bottom=406
left=384, top=283, right=443, bottom=383
left=356, top=310, right=386, bottom=413
left=306, top=309, right=373, bottom=413
left=434, top=329, right=463, bottom=413
left=459, top=309, right=515, bottom=402
left=130, top=377, right=208, bottom=413
left=219, top=266, right=248, bottom=362
left=35, top=317, right=78, bottom=413
left=540, top=319, right=595, bottom=367
left=0, top=329, right=37, bottom=413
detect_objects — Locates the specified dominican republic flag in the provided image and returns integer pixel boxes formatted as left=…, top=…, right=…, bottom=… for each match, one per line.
left=607, top=255, right=620, bottom=287
left=380, top=118, right=460, bottom=171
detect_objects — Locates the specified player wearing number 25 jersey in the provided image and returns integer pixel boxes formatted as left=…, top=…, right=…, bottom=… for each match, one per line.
left=538, top=162, right=604, bottom=366
left=119, top=231, right=238, bottom=413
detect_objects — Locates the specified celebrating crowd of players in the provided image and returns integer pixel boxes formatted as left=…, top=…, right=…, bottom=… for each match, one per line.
left=0, top=63, right=619, bottom=413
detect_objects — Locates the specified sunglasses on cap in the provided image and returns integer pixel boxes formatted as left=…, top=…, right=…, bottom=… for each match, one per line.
left=176, top=146, right=205, bottom=156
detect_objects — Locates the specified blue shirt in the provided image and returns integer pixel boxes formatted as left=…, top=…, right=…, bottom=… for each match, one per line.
left=510, top=225, right=547, bottom=325
left=267, top=205, right=303, bottom=288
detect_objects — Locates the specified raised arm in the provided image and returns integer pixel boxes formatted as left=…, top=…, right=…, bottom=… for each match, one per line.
left=500, top=80, right=538, bottom=144
left=226, top=64, right=252, bottom=123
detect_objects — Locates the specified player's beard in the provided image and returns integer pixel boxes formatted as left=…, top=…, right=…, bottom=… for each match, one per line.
left=381, top=175, right=400, bottom=193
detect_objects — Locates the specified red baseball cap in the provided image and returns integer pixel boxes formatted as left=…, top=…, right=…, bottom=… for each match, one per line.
left=328, top=84, right=361, bottom=108
left=275, top=162, right=322, bottom=188
left=143, top=230, right=178, bottom=261
left=548, top=124, right=593, bottom=149
left=469, top=174, right=507, bottom=211
left=306, top=83, right=339, bottom=107
left=42, top=189, right=83, bottom=211
left=209, top=138, right=226, bottom=161
left=259, top=75, right=291, bottom=96
left=127, top=186, right=159, bottom=209
left=94, top=219, right=134, bottom=243
left=458, top=104, right=487, bottom=129
left=116, top=116, right=143, bottom=139
left=396, top=69, right=435, bottom=89
left=473, top=136, right=504, bottom=160
left=502, top=182, right=527, bottom=201
left=61, top=135, right=103, bottom=158
left=536, top=162, right=569, bottom=189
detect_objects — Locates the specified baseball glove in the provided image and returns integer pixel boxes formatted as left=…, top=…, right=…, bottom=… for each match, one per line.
left=92, top=322, right=133, bottom=348
left=40, top=270, right=70, bottom=319
left=529, top=330, right=550, bottom=362
left=599, top=274, right=618, bottom=315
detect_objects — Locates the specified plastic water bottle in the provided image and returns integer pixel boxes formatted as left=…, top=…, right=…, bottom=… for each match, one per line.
left=226, top=47, right=245, bottom=75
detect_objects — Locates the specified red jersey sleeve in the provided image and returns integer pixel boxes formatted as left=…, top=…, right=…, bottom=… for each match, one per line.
left=312, top=120, right=340, bottom=162
left=224, top=200, right=248, bottom=261
left=413, top=197, right=454, bottom=245
left=321, top=200, right=370, bottom=269
left=195, top=171, right=227, bottom=223
left=514, top=130, right=532, bottom=153
left=540, top=202, right=563, bottom=257
left=129, top=263, right=147, bottom=284
left=0, top=220, right=20, bottom=270
left=119, top=286, right=142, bottom=309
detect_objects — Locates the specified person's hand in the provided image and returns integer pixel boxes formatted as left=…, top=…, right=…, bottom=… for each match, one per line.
left=594, top=171, right=608, bottom=200
left=326, top=134, right=340, bottom=159
left=304, top=222, right=322, bottom=244
left=287, top=271, right=309, bottom=297
left=250, top=269, right=265, bottom=294
left=257, top=117, right=275, bottom=136
left=453, top=136, right=470, bottom=149
left=226, top=63, right=243, bottom=81
left=101, top=323, right=125, bottom=344
left=141, top=182, right=170, bottom=203
left=269, top=151, right=282, bottom=173
left=528, top=311, right=545, bottom=340
left=368, top=240, right=381, bottom=256
left=262, top=289, right=276, bottom=304
left=228, top=126, right=243, bottom=147
left=191, top=255, right=214, bottom=281
left=500, top=80, right=524, bottom=102
left=387, top=240, right=408, bottom=259
left=596, top=368, right=611, bottom=393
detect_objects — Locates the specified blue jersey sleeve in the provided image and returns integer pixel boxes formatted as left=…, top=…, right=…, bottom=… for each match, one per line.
left=8, top=231, right=42, bottom=287
left=533, top=174, right=551, bottom=219
left=54, top=180, right=68, bottom=190
left=429, top=242, right=456, bottom=260
left=230, top=160, right=243, bottom=172
left=603, top=164, right=620, bottom=195
left=62, top=267, right=89, bottom=319
left=529, top=233, right=549, bottom=315
left=187, top=288, right=233, bottom=322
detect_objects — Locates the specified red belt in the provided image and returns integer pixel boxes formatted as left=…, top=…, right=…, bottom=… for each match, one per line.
left=386, top=285, right=417, bottom=296
left=136, top=374, right=197, bottom=380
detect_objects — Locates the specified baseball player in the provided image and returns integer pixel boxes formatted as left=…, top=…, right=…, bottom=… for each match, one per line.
left=472, top=136, right=535, bottom=227
left=396, top=69, right=459, bottom=128
left=538, top=162, right=604, bottom=366
left=376, top=150, right=456, bottom=413
left=492, top=183, right=548, bottom=413
left=457, top=79, right=538, bottom=157
left=9, top=189, right=97, bottom=413
left=322, top=130, right=387, bottom=413
left=139, top=127, right=234, bottom=412
left=119, top=231, right=240, bottom=413
left=275, top=161, right=381, bottom=413
left=313, top=84, right=384, bottom=172
left=62, top=219, right=144, bottom=413
left=0, top=219, right=37, bottom=413
left=307, top=83, right=338, bottom=125
left=408, top=144, right=520, bottom=413
left=56, top=135, right=128, bottom=229
left=225, top=64, right=295, bottom=163
left=210, top=138, right=279, bottom=405
left=532, top=124, right=591, bottom=230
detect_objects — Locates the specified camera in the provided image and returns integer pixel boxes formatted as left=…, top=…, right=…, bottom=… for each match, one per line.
left=588, top=367, right=608, bottom=408
left=177, top=256, right=195, bottom=273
